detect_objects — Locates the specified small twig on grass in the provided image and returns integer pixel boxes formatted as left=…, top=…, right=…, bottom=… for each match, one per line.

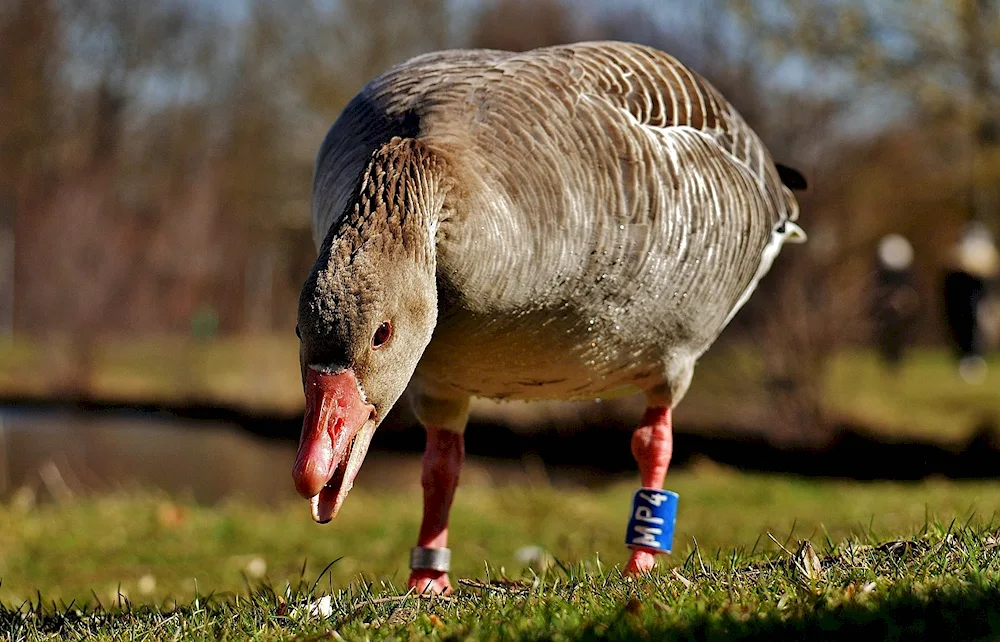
left=458, top=578, right=530, bottom=594
left=671, top=568, right=692, bottom=589
left=351, top=592, right=438, bottom=610
left=333, top=589, right=456, bottom=629
left=768, top=532, right=794, bottom=557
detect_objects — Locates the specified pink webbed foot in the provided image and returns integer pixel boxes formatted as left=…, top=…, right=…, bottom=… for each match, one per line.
left=408, top=569, right=453, bottom=595
left=624, top=548, right=659, bottom=576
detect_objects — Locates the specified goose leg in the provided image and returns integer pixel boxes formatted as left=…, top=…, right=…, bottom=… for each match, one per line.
left=408, top=426, right=464, bottom=595
left=625, top=406, right=674, bottom=575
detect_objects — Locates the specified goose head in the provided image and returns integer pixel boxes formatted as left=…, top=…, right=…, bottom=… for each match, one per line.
left=292, top=138, right=441, bottom=523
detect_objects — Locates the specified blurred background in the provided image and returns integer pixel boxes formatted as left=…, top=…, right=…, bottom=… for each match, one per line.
left=2, top=0, right=1000, bottom=504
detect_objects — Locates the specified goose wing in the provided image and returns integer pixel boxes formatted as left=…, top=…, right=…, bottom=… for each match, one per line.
left=546, top=42, right=803, bottom=334
left=428, top=42, right=803, bottom=342
left=565, top=42, right=799, bottom=226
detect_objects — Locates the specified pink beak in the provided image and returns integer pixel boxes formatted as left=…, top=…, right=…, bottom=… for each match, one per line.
left=292, top=366, right=376, bottom=522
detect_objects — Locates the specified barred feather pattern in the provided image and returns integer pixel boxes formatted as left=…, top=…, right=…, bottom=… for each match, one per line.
left=310, top=41, right=801, bottom=408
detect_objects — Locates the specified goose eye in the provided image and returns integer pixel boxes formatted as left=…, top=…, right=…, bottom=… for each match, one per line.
left=372, top=321, right=392, bottom=349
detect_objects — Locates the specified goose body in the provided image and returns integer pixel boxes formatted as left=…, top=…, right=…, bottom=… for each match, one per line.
left=295, top=41, right=804, bottom=593
left=312, top=41, right=801, bottom=410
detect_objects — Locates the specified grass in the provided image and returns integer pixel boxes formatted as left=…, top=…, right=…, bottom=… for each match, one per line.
left=3, top=337, right=999, bottom=637
left=3, top=336, right=998, bottom=441
left=6, top=527, right=1000, bottom=641
left=683, top=344, right=1000, bottom=442
left=0, top=335, right=301, bottom=414
left=827, top=349, right=1000, bottom=440
left=4, top=469, right=1000, bottom=639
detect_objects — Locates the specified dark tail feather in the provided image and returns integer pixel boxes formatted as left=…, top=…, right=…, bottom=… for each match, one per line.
left=776, top=163, right=807, bottom=191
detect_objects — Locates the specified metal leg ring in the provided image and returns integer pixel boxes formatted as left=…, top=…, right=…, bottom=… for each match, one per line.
left=409, top=546, right=451, bottom=572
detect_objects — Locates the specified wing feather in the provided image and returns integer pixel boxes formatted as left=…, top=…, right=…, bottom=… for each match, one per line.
left=564, top=42, right=794, bottom=226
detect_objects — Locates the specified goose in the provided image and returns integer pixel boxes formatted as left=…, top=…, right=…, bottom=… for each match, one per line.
left=292, top=41, right=806, bottom=595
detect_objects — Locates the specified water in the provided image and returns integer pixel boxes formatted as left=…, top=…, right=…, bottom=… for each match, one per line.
left=0, top=406, right=594, bottom=503
left=0, top=407, right=300, bottom=504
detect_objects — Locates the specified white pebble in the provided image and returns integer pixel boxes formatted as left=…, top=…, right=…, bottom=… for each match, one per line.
left=245, top=556, right=267, bottom=578
left=310, top=595, right=333, bottom=618
left=515, top=545, right=552, bottom=569
left=138, top=574, right=157, bottom=595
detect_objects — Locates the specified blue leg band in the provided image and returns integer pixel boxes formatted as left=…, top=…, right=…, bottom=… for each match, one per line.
left=625, top=488, right=679, bottom=554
